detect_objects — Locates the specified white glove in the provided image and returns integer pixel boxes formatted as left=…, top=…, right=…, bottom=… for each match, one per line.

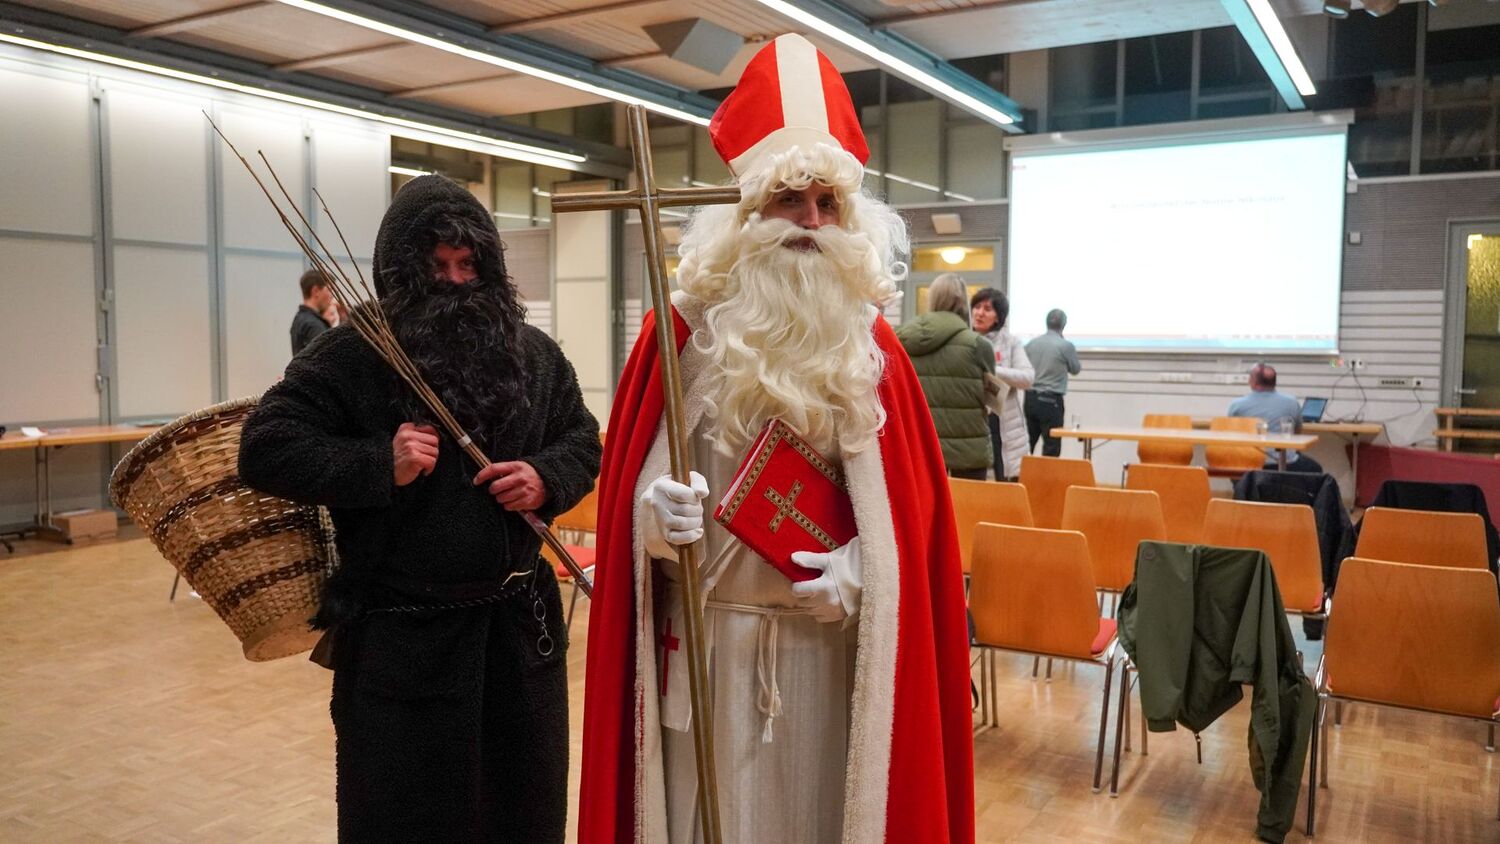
left=789, top=539, right=864, bottom=626
left=641, top=471, right=710, bottom=561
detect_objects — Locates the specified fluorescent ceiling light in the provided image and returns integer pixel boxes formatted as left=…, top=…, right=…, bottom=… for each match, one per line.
left=388, top=165, right=431, bottom=177
left=1243, top=0, right=1317, bottom=97
left=866, top=167, right=975, bottom=202
left=743, top=0, right=1018, bottom=127
left=274, top=0, right=710, bottom=126
left=0, top=32, right=586, bottom=168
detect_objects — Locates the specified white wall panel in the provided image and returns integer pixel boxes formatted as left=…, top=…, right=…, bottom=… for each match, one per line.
left=1058, top=290, right=1444, bottom=498
left=0, top=239, right=99, bottom=422
left=105, top=87, right=209, bottom=245
left=0, top=67, right=93, bottom=236
left=312, top=124, right=387, bottom=260
left=224, top=253, right=304, bottom=399
left=218, top=108, right=306, bottom=253
left=113, top=245, right=213, bottom=417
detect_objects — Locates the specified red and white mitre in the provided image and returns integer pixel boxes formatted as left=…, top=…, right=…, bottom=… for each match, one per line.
left=709, top=33, right=869, bottom=185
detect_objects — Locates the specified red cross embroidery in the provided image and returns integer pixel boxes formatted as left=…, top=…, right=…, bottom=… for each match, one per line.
left=659, top=617, right=680, bottom=697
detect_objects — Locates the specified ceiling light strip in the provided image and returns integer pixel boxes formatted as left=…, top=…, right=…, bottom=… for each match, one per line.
left=1218, top=0, right=1315, bottom=109
left=274, top=0, right=710, bottom=126
left=743, top=0, right=1020, bottom=129
left=0, top=31, right=587, bottom=168
left=1244, top=0, right=1317, bottom=96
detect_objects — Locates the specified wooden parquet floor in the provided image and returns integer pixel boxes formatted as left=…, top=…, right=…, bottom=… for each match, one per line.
left=1, top=535, right=1495, bottom=842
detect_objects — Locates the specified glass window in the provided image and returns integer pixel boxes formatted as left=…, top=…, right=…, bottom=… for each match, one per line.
left=1051, top=41, right=1119, bottom=113
left=1200, top=26, right=1272, bottom=98
left=1421, top=20, right=1500, bottom=173
left=1123, top=33, right=1192, bottom=125
left=1329, top=6, right=1417, bottom=176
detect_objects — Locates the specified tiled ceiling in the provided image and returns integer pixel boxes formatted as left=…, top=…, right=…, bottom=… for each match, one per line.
left=0, top=0, right=1350, bottom=124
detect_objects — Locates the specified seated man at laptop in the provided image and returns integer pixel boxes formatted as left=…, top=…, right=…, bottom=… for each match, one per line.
left=1228, top=363, right=1323, bottom=473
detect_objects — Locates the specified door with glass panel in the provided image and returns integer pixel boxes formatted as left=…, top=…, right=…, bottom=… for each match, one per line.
left=1441, top=221, right=1500, bottom=452
left=905, top=242, right=1002, bottom=324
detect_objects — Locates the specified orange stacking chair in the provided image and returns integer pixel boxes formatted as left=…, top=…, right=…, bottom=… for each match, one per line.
left=1136, top=414, right=1194, bottom=466
left=948, top=478, right=1033, bottom=576
left=1019, top=455, right=1096, bottom=530
left=541, top=484, right=600, bottom=630
left=1125, top=463, right=1211, bottom=544
left=969, top=523, right=1120, bottom=791
left=1061, top=487, right=1167, bottom=597
left=1307, top=558, right=1500, bottom=834
left=1354, top=507, right=1490, bottom=569
left=1202, top=499, right=1326, bottom=618
left=1205, top=416, right=1265, bottom=479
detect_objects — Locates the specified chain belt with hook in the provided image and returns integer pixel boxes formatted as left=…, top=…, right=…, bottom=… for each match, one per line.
left=367, top=558, right=557, bottom=657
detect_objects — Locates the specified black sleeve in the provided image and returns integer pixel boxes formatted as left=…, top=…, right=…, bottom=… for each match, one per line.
left=239, top=332, right=396, bottom=509
left=525, top=341, right=603, bottom=522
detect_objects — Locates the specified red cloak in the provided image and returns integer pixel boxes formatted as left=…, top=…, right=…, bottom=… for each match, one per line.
left=578, top=305, right=973, bottom=843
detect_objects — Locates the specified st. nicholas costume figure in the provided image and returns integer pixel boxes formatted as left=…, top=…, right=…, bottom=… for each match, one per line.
left=578, top=34, right=974, bottom=844
left=239, top=175, right=601, bottom=842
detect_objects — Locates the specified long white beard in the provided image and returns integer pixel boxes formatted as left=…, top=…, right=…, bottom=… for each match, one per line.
left=682, top=215, right=893, bottom=457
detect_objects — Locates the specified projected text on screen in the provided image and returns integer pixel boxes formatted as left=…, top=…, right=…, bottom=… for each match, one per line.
left=1007, top=130, right=1346, bottom=353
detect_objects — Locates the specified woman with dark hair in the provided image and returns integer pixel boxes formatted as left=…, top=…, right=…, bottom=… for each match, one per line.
left=971, top=287, right=1033, bottom=480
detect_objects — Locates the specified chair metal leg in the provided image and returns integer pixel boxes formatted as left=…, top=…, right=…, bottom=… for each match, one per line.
left=987, top=649, right=998, bottom=728
left=1110, top=660, right=1130, bottom=796
left=169, top=571, right=181, bottom=601
left=1307, top=696, right=1322, bottom=837
left=1335, top=700, right=1343, bottom=726
left=1123, top=671, right=1132, bottom=753
left=1032, top=656, right=1040, bottom=678
left=1320, top=696, right=1331, bottom=788
left=1140, top=691, right=1149, bottom=757
left=1092, top=653, right=1115, bottom=793
left=1487, top=723, right=1495, bottom=753
left=564, top=581, right=581, bottom=631
left=1045, top=658, right=1053, bottom=682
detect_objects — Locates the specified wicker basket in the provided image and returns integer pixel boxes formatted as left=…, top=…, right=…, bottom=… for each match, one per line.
left=110, top=397, right=333, bottom=662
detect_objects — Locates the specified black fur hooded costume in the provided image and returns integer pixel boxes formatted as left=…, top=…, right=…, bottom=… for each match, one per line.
left=238, top=175, right=601, bottom=842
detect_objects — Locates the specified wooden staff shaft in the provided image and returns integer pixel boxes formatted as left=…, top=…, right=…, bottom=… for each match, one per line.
left=628, top=104, right=723, bottom=843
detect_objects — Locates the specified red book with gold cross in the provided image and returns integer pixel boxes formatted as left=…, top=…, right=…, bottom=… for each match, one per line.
left=712, top=419, right=857, bottom=583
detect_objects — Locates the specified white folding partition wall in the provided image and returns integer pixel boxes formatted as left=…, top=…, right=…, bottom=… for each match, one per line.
left=551, top=179, right=615, bottom=425
left=0, top=45, right=392, bottom=524
left=0, top=63, right=100, bottom=426
left=104, top=83, right=215, bottom=419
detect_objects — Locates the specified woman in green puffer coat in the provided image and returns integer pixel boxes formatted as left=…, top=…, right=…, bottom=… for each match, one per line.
left=895, top=273, right=995, bottom=480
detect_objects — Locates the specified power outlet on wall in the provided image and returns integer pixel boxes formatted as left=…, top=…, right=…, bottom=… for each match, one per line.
left=1159, top=372, right=1193, bottom=383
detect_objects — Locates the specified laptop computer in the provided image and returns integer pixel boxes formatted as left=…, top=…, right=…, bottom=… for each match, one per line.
left=1300, top=396, right=1328, bottom=423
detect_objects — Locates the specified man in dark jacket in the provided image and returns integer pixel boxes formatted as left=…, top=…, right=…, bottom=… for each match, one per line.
left=290, top=268, right=333, bottom=355
left=239, top=175, right=601, bottom=843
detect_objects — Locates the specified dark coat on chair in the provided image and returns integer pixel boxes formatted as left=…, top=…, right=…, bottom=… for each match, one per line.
left=1365, top=480, right=1500, bottom=576
left=1235, top=470, right=1354, bottom=592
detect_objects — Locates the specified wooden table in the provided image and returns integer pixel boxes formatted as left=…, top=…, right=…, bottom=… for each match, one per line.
left=1052, top=426, right=1318, bottom=470
left=1190, top=419, right=1384, bottom=492
left=2, top=424, right=158, bottom=547
left=1435, top=407, right=1500, bottom=452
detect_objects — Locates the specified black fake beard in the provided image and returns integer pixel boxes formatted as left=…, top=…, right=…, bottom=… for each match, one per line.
left=384, top=277, right=529, bottom=451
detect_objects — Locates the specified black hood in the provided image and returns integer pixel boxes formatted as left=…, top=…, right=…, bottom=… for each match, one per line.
left=373, top=174, right=506, bottom=298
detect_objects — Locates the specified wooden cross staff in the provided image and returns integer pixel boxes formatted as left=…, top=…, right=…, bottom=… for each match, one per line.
left=551, top=103, right=738, bottom=844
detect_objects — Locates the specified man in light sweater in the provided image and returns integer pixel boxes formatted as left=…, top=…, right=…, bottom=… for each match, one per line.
left=1023, top=308, right=1081, bottom=457
left=1228, top=363, right=1323, bottom=473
